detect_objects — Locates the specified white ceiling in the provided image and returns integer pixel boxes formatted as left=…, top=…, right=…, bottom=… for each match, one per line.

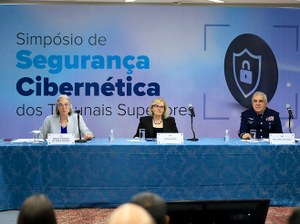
left=1, top=0, right=300, bottom=4
left=98, top=0, right=300, bottom=3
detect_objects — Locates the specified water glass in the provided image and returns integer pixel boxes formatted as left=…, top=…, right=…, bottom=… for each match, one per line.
left=250, top=129, right=256, bottom=141
left=139, top=128, right=146, bottom=141
left=31, top=130, right=41, bottom=144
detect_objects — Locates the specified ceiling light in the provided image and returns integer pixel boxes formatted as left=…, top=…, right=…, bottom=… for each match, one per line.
left=125, top=0, right=136, bottom=2
left=208, top=0, right=225, bottom=3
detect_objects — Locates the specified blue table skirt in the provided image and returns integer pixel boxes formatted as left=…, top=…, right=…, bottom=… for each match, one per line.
left=0, top=138, right=299, bottom=210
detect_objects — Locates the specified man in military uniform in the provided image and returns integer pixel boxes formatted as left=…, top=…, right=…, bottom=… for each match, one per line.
left=239, top=91, right=283, bottom=139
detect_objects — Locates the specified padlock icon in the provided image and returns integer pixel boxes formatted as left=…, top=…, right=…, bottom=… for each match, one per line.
left=240, top=60, right=252, bottom=84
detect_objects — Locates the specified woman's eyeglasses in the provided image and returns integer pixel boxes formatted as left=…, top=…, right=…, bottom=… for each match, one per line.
left=58, top=103, right=69, bottom=108
left=153, top=105, right=164, bottom=109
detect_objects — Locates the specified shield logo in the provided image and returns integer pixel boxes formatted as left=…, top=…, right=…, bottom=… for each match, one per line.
left=233, top=48, right=262, bottom=98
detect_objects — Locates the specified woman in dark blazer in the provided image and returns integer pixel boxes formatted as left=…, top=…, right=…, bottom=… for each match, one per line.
left=134, top=98, right=178, bottom=138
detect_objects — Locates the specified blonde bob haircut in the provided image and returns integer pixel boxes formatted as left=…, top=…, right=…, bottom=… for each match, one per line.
left=148, top=98, right=170, bottom=119
left=55, top=94, right=73, bottom=116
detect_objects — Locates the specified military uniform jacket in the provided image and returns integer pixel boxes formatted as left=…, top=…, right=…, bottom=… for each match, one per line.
left=239, top=107, right=283, bottom=139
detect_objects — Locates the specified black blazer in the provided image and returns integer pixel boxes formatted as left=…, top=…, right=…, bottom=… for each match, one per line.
left=134, top=116, right=179, bottom=138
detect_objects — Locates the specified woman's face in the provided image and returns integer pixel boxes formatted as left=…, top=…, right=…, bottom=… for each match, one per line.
left=57, top=98, right=70, bottom=116
left=152, top=100, right=165, bottom=117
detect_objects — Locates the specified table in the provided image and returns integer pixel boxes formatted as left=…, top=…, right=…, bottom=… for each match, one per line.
left=0, top=138, right=299, bottom=210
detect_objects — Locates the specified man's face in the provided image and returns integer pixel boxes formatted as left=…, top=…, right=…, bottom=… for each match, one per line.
left=252, top=95, right=267, bottom=114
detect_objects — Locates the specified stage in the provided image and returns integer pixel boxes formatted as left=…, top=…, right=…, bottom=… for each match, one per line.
left=0, top=138, right=299, bottom=210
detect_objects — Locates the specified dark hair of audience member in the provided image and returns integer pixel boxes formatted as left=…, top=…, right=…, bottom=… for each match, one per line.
left=288, top=207, right=300, bottom=224
left=17, top=194, right=57, bottom=224
left=131, top=192, right=168, bottom=224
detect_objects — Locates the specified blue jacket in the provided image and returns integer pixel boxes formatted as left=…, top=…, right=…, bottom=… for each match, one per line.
left=239, top=107, right=283, bottom=139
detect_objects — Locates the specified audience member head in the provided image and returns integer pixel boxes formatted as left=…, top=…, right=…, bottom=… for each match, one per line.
left=131, top=192, right=169, bottom=224
left=148, top=97, right=170, bottom=119
left=17, top=194, right=57, bottom=224
left=288, top=207, right=300, bottom=224
left=55, top=94, right=73, bottom=116
left=109, top=203, right=155, bottom=224
left=252, top=91, right=268, bottom=114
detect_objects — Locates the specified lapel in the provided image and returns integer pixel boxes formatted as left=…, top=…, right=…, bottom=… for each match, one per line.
left=148, top=116, right=154, bottom=137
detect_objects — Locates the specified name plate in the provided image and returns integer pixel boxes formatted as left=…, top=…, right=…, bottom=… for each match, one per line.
left=157, top=133, right=184, bottom=144
left=47, top=133, right=75, bottom=145
left=269, top=133, right=295, bottom=145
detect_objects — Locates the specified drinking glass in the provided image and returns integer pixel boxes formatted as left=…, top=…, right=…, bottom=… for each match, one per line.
left=250, top=129, right=256, bottom=141
left=139, top=128, right=146, bottom=141
left=31, top=130, right=41, bottom=143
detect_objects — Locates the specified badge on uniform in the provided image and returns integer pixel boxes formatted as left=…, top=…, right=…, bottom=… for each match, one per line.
left=248, top=117, right=254, bottom=124
left=266, top=116, right=274, bottom=121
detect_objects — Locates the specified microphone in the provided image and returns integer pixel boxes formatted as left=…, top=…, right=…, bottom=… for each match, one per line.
left=188, top=104, right=195, bottom=117
left=187, top=104, right=198, bottom=141
left=74, top=109, right=87, bottom=143
left=286, top=104, right=294, bottom=119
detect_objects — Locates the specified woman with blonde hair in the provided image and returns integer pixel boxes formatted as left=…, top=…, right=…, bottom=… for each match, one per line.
left=134, top=98, right=178, bottom=139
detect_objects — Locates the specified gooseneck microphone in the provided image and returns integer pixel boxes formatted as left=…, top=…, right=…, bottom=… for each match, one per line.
left=286, top=104, right=294, bottom=133
left=188, top=104, right=195, bottom=117
left=187, top=104, right=198, bottom=141
left=286, top=104, right=294, bottom=119
left=74, top=109, right=87, bottom=143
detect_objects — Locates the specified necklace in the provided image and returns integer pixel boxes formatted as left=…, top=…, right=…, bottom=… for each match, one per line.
left=153, top=119, right=162, bottom=125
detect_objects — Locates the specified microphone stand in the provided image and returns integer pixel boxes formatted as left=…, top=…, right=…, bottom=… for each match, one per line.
left=288, top=114, right=293, bottom=133
left=187, top=112, right=199, bottom=141
left=75, top=111, right=87, bottom=143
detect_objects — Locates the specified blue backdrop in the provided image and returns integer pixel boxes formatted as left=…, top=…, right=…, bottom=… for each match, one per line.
left=0, top=4, right=299, bottom=139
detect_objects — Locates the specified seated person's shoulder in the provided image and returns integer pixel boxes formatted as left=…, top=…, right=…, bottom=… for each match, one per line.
left=140, top=116, right=151, bottom=121
left=241, top=109, right=256, bottom=118
left=241, top=108, right=251, bottom=114
left=166, top=116, right=176, bottom=121
left=267, top=108, right=280, bottom=115
left=44, top=114, right=56, bottom=121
